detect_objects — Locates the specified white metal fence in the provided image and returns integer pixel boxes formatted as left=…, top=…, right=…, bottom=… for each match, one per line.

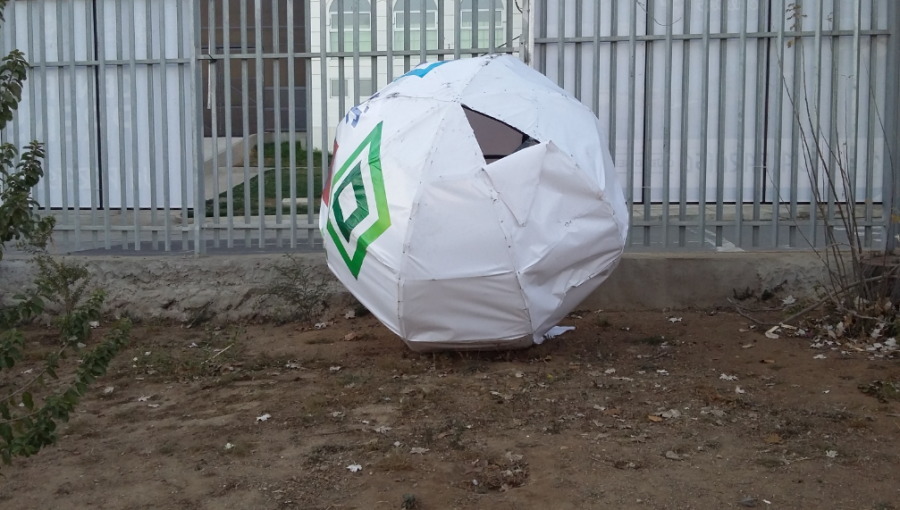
left=1, top=0, right=898, bottom=254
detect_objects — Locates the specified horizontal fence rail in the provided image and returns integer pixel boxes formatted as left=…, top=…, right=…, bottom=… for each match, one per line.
left=534, top=0, right=900, bottom=251
left=0, top=0, right=897, bottom=254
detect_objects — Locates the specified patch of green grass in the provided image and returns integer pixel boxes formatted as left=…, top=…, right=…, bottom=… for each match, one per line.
left=200, top=143, right=331, bottom=218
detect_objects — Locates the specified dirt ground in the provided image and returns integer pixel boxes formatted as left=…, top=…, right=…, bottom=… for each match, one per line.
left=2, top=308, right=900, bottom=510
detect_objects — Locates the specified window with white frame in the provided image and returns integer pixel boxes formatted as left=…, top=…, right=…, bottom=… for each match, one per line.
left=460, top=0, right=505, bottom=50
left=461, top=0, right=504, bottom=28
left=393, top=0, right=438, bottom=50
left=330, top=78, right=375, bottom=98
left=329, top=0, right=372, bottom=51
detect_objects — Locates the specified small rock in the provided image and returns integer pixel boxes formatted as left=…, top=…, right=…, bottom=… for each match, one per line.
left=665, top=451, right=682, bottom=461
left=103, top=386, right=115, bottom=395
left=739, top=496, right=758, bottom=507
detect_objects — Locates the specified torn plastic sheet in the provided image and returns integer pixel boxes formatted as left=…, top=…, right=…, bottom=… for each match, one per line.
left=320, top=55, right=627, bottom=352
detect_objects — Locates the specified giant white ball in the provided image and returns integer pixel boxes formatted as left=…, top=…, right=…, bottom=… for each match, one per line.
left=320, top=55, right=628, bottom=351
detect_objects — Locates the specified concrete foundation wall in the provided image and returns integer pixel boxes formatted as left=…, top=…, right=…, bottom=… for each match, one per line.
left=0, top=252, right=830, bottom=324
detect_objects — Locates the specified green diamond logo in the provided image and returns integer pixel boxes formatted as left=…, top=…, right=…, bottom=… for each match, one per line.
left=326, top=122, right=391, bottom=279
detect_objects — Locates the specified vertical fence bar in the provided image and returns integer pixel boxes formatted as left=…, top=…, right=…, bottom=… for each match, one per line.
left=208, top=0, right=220, bottom=248
left=193, top=0, right=206, bottom=254
left=697, top=0, right=710, bottom=247
left=714, top=4, right=726, bottom=248
left=419, top=0, right=426, bottom=63
left=641, top=0, right=654, bottom=247
left=591, top=0, right=600, bottom=115
left=489, top=0, right=497, bottom=55
left=848, top=0, right=863, bottom=251
left=129, top=0, right=142, bottom=250
left=661, top=0, right=673, bottom=246
left=56, top=0, right=71, bottom=249
left=772, top=0, right=786, bottom=248
left=177, top=0, right=190, bottom=249
left=573, top=0, right=582, bottom=101
left=734, top=0, right=748, bottom=247
left=472, top=0, right=479, bottom=57
left=273, top=0, right=283, bottom=247
left=97, top=0, right=112, bottom=249
left=403, top=0, right=410, bottom=69
left=224, top=0, right=235, bottom=248
left=287, top=0, right=297, bottom=248
left=453, top=0, right=460, bottom=61
left=115, top=0, right=129, bottom=248
left=607, top=1, right=617, bottom=154
left=255, top=0, right=265, bottom=248
left=863, top=1, right=878, bottom=248
left=626, top=0, right=637, bottom=246
left=810, top=0, right=825, bottom=250
left=752, top=0, right=769, bottom=248
left=372, top=0, right=379, bottom=91
left=240, top=0, right=251, bottom=247
left=158, top=0, right=172, bottom=250
left=67, top=0, right=82, bottom=251
left=84, top=1, right=99, bottom=249
left=146, top=0, right=158, bottom=250
left=678, top=0, right=691, bottom=247
left=320, top=0, right=330, bottom=241
left=826, top=0, right=839, bottom=245
left=437, top=0, right=444, bottom=60
left=353, top=0, right=361, bottom=108
left=556, top=0, right=563, bottom=87
left=39, top=0, right=52, bottom=223
left=388, top=0, right=395, bottom=80
left=307, top=0, right=316, bottom=246
left=338, top=0, right=346, bottom=117
left=539, top=0, right=547, bottom=71
left=788, top=5, right=802, bottom=249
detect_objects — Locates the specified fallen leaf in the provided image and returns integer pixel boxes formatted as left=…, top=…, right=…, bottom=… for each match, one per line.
left=604, top=368, right=617, bottom=375
left=344, top=332, right=359, bottom=341
left=344, top=309, right=356, bottom=319
left=825, top=450, right=838, bottom=458
left=137, top=395, right=152, bottom=402
left=720, top=374, right=738, bottom=381
left=315, top=322, right=328, bottom=330
left=664, top=451, right=682, bottom=460
left=735, top=386, right=746, bottom=394
left=764, top=433, right=783, bottom=444
left=103, top=386, right=115, bottom=394
left=330, top=366, right=342, bottom=372
left=648, top=415, right=663, bottom=423
left=668, top=317, right=682, bottom=323
left=148, top=404, right=160, bottom=408
left=89, top=321, right=100, bottom=329
left=782, top=295, right=797, bottom=305
left=765, top=326, right=780, bottom=339
left=347, top=464, right=362, bottom=472
left=256, top=413, right=271, bottom=423
left=374, top=426, right=392, bottom=434
left=410, top=447, right=429, bottom=455
left=760, top=359, right=776, bottom=364
left=813, top=354, right=827, bottom=360
left=225, top=443, right=234, bottom=450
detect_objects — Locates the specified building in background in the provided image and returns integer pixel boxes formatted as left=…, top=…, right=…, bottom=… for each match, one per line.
left=310, top=0, right=523, bottom=149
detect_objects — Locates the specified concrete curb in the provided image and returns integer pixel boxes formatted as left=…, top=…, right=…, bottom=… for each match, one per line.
left=0, top=251, right=829, bottom=323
